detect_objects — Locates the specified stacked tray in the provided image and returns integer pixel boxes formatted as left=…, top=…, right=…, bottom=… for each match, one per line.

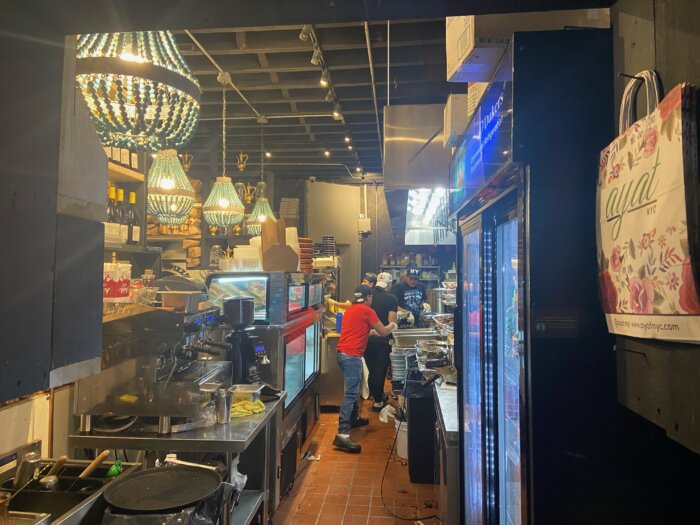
left=298, top=237, right=314, bottom=273
left=321, top=236, right=336, bottom=255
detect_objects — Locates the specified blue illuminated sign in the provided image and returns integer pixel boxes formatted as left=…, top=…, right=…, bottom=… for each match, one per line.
left=450, top=79, right=513, bottom=213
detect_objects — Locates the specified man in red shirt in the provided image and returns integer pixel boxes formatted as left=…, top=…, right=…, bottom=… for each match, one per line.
left=334, top=285, right=397, bottom=453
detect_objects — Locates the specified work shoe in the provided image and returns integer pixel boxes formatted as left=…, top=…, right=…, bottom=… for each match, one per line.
left=350, top=417, right=369, bottom=428
left=371, top=402, right=386, bottom=412
left=333, top=434, right=361, bottom=453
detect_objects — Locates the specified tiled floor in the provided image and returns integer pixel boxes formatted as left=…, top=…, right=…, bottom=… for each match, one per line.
left=271, top=396, right=439, bottom=525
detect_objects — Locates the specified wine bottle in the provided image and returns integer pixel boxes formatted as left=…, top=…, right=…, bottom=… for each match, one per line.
left=130, top=151, right=139, bottom=172
left=105, top=185, right=119, bottom=241
left=116, top=188, right=128, bottom=243
left=127, top=192, right=140, bottom=244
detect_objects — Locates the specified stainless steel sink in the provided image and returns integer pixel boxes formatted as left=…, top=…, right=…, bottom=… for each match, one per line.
left=10, top=511, right=51, bottom=525
left=1, top=459, right=140, bottom=525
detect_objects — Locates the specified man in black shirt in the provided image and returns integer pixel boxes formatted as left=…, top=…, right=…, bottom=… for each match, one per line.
left=393, top=264, right=428, bottom=326
left=365, top=272, right=397, bottom=410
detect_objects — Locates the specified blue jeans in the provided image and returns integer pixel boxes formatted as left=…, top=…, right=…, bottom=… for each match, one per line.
left=336, top=351, right=362, bottom=434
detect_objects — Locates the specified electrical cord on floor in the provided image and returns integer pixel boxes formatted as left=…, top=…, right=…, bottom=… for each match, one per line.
left=379, top=381, right=440, bottom=522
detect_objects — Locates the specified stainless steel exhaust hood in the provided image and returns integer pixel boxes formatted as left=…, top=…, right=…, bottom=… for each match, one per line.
left=383, top=104, right=453, bottom=190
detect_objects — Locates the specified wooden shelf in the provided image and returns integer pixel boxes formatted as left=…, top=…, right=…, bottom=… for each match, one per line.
left=108, top=162, right=144, bottom=183
left=147, top=235, right=200, bottom=242
left=104, top=242, right=161, bottom=255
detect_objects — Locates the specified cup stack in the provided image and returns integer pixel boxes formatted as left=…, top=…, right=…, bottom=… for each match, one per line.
left=298, top=237, right=314, bottom=273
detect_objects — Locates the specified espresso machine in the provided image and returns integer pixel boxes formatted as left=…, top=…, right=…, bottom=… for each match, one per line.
left=221, top=298, right=267, bottom=384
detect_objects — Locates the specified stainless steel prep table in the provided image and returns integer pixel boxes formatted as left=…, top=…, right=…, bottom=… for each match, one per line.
left=69, top=395, right=285, bottom=525
left=433, top=383, right=460, bottom=525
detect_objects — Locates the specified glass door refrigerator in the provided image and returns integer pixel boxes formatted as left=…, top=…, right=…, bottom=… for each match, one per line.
left=453, top=29, right=615, bottom=525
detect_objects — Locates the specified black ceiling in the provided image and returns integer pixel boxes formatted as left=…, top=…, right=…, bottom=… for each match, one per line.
left=178, top=20, right=460, bottom=181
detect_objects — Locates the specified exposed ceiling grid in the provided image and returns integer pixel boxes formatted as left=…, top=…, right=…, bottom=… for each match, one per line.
left=176, top=19, right=457, bottom=181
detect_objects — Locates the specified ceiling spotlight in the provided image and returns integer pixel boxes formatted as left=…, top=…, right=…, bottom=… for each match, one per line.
left=320, top=70, right=330, bottom=87
left=323, top=149, right=331, bottom=157
left=265, top=151, right=272, bottom=158
left=356, top=165, right=362, bottom=173
left=332, top=103, right=342, bottom=120
left=344, top=136, right=351, bottom=143
left=325, top=90, right=334, bottom=103
left=347, top=144, right=353, bottom=151
left=299, top=25, right=312, bottom=41
left=311, top=48, right=322, bottom=66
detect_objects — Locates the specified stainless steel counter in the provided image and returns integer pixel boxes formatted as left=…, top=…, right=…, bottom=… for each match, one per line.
left=69, top=396, right=285, bottom=453
left=433, top=383, right=458, bottom=445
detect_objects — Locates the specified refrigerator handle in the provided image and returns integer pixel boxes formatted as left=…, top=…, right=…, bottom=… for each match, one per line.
left=453, top=305, right=463, bottom=371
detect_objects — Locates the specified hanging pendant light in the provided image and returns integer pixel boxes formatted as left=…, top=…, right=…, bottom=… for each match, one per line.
left=246, top=128, right=276, bottom=236
left=203, top=74, right=245, bottom=228
left=146, top=149, right=195, bottom=225
left=75, top=31, right=201, bottom=151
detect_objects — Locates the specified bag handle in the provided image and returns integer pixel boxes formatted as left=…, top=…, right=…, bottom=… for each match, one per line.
left=619, top=70, right=661, bottom=133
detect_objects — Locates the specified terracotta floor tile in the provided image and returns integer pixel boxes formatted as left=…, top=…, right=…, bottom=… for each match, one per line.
left=320, top=502, right=347, bottom=516
left=316, top=514, right=344, bottom=525
left=327, top=484, right=351, bottom=496
left=369, top=505, right=393, bottom=517
left=325, top=493, right=349, bottom=506
left=290, top=513, right=319, bottom=525
left=298, top=497, right=324, bottom=513
left=351, top=476, right=373, bottom=487
left=305, top=483, right=328, bottom=495
left=368, top=517, right=394, bottom=525
left=341, top=515, right=368, bottom=525
left=349, top=485, right=372, bottom=497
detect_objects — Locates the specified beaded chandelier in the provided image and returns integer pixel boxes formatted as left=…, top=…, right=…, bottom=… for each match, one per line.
left=203, top=75, right=245, bottom=228
left=246, top=128, right=275, bottom=236
left=75, top=31, right=200, bottom=151
left=146, top=149, right=195, bottom=225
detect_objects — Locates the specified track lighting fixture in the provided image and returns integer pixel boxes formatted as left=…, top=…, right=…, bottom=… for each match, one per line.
left=325, top=90, right=334, bottom=103
left=323, top=149, right=331, bottom=157
left=320, top=70, right=330, bottom=87
left=347, top=144, right=353, bottom=151
left=265, top=151, right=272, bottom=158
left=299, top=25, right=312, bottom=41
left=356, top=165, right=362, bottom=173
left=311, top=48, right=322, bottom=66
left=344, top=136, right=351, bottom=143
left=332, top=103, right=342, bottom=120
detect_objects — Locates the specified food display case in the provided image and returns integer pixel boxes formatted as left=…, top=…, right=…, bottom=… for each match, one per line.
left=205, top=271, right=323, bottom=502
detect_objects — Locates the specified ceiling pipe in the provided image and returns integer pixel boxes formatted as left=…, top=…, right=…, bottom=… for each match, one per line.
left=387, top=21, right=390, bottom=106
left=185, top=29, right=266, bottom=122
left=200, top=113, right=335, bottom=121
left=363, top=22, right=383, bottom=164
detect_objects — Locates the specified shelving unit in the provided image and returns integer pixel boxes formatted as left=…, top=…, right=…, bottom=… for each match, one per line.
left=107, top=161, right=144, bottom=183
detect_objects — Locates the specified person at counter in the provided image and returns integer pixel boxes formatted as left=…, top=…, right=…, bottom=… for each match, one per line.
left=365, top=272, right=397, bottom=411
left=393, top=264, right=430, bottom=325
left=362, top=272, right=377, bottom=287
left=334, top=285, right=397, bottom=453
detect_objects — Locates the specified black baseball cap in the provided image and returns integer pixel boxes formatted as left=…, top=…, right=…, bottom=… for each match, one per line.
left=352, top=285, right=373, bottom=303
left=406, top=264, right=421, bottom=279
left=364, top=272, right=377, bottom=284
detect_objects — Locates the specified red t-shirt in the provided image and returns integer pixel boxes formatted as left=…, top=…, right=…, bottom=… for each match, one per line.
left=336, top=303, right=380, bottom=357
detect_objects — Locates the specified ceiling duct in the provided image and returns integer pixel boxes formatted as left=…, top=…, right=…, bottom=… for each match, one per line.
left=383, top=104, right=453, bottom=190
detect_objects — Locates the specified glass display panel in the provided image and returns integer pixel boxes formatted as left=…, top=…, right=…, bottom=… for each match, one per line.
left=207, top=275, right=268, bottom=321
left=496, top=217, right=522, bottom=525
left=304, top=323, right=318, bottom=382
left=309, top=283, right=323, bottom=306
left=404, top=188, right=456, bottom=245
left=284, top=328, right=305, bottom=408
left=462, top=227, right=484, bottom=524
left=288, top=284, right=307, bottom=314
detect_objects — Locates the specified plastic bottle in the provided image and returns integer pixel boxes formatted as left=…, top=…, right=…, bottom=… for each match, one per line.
left=335, top=312, right=343, bottom=333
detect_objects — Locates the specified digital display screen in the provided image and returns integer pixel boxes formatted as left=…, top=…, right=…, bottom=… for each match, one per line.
left=207, top=275, right=268, bottom=321
left=288, top=285, right=307, bottom=314
left=450, top=54, right=513, bottom=213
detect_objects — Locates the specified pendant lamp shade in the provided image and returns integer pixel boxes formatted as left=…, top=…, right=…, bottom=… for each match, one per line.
left=147, top=149, right=195, bottom=225
left=246, top=197, right=275, bottom=236
left=203, top=176, right=245, bottom=227
left=75, top=31, right=200, bottom=151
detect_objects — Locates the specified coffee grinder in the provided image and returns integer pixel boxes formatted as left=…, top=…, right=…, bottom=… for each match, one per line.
left=222, top=298, right=265, bottom=384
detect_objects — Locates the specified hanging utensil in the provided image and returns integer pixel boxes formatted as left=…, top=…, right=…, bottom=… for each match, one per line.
left=46, top=454, right=67, bottom=477
left=79, top=450, right=110, bottom=478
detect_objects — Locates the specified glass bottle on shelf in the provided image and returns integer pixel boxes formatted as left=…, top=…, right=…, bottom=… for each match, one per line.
left=126, top=192, right=140, bottom=245
left=130, top=151, right=139, bottom=172
left=120, top=147, right=130, bottom=167
left=105, top=185, right=119, bottom=241
left=115, top=188, right=128, bottom=243
left=111, top=147, right=121, bottom=165
left=415, top=253, right=423, bottom=266
left=209, top=244, right=224, bottom=269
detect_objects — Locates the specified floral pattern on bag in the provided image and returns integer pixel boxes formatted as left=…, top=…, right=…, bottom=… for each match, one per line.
left=596, top=84, right=700, bottom=318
